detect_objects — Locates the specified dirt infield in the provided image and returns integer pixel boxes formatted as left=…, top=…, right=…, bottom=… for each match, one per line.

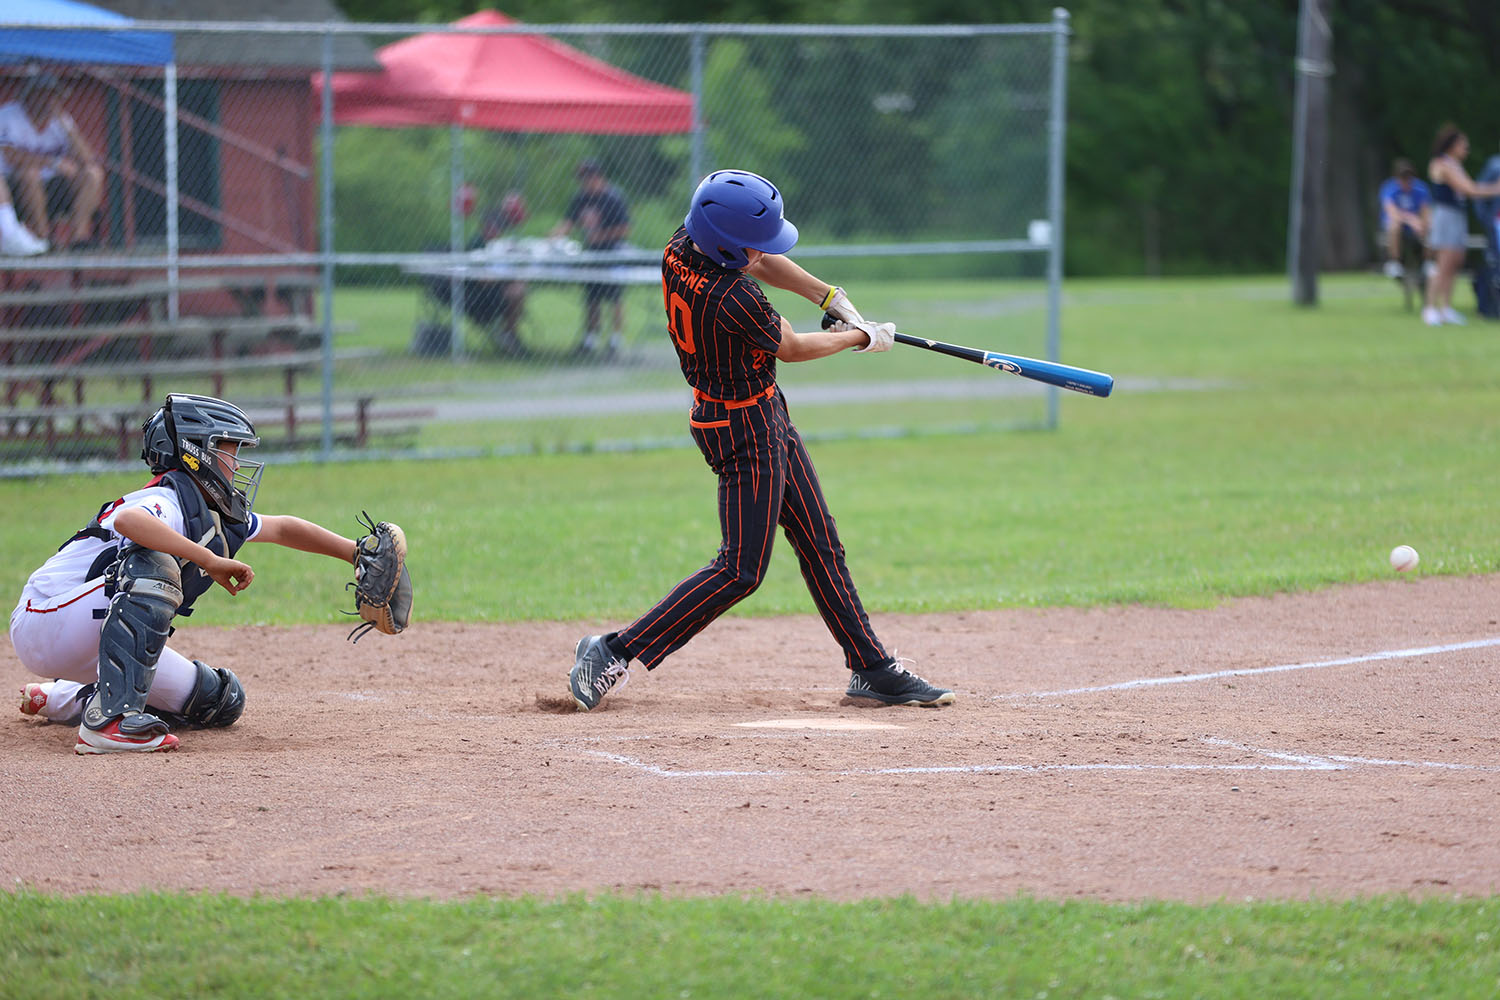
left=3, top=575, right=1498, bottom=902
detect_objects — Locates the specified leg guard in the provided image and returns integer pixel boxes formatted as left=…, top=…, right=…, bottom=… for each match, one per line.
left=163, top=660, right=246, bottom=729
left=82, top=547, right=182, bottom=733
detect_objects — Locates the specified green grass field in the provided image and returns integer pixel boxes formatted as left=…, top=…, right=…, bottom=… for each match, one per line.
left=3, top=893, right=1497, bottom=1000
left=5, top=272, right=1496, bottom=625
left=5, top=272, right=1499, bottom=997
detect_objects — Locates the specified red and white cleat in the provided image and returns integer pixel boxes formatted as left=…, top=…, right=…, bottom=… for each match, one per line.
left=19, top=683, right=48, bottom=717
left=75, top=719, right=180, bottom=755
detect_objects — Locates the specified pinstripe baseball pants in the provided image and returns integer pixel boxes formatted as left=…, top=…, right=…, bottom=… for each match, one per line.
left=617, top=386, right=890, bottom=671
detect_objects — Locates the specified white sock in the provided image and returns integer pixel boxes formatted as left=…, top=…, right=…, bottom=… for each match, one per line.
left=36, top=680, right=87, bottom=724
left=0, top=202, right=20, bottom=232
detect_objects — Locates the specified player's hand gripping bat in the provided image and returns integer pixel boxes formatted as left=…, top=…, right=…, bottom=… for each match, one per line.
left=822, top=313, right=1114, bottom=398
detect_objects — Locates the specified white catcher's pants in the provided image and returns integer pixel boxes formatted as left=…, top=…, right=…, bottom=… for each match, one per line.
left=10, top=579, right=198, bottom=723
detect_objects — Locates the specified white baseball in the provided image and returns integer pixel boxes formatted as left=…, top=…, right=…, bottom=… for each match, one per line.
left=1389, top=545, right=1419, bottom=573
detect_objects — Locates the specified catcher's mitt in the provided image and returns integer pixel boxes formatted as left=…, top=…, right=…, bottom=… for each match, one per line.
left=346, top=511, right=412, bottom=643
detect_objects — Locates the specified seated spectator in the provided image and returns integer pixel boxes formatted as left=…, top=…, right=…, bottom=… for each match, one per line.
left=421, top=192, right=529, bottom=356
left=467, top=193, right=529, bottom=355
left=1377, top=158, right=1431, bottom=280
left=0, top=168, right=47, bottom=256
left=0, top=72, right=105, bottom=249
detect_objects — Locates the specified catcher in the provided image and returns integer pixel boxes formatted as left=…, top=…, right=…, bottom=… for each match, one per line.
left=9, top=393, right=411, bottom=755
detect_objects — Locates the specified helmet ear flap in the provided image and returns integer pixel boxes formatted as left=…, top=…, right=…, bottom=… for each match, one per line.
left=141, top=398, right=179, bottom=472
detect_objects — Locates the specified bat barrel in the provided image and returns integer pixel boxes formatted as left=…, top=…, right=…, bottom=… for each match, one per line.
left=889, top=332, right=1112, bottom=397
left=983, top=353, right=1114, bottom=397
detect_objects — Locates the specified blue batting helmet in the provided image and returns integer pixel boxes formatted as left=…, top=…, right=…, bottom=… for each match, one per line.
left=683, top=170, right=799, bottom=269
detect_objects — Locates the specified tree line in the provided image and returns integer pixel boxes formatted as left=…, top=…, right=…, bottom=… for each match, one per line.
left=333, top=0, right=1500, bottom=275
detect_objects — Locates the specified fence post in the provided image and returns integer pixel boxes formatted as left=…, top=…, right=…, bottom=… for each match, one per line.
left=319, top=28, right=336, bottom=458
left=164, top=60, right=179, bottom=322
left=1045, top=8, right=1071, bottom=430
left=690, top=29, right=706, bottom=184
left=449, top=122, right=466, bottom=363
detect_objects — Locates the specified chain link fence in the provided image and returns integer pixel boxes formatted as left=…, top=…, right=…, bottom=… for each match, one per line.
left=0, top=14, right=1068, bottom=473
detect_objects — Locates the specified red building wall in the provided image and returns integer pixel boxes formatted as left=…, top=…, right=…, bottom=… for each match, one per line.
left=214, top=76, right=317, bottom=256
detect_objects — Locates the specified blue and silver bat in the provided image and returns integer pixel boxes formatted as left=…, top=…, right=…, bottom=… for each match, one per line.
left=821, top=312, right=1113, bottom=397
left=822, top=313, right=1116, bottom=395
left=893, top=333, right=1114, bottom=398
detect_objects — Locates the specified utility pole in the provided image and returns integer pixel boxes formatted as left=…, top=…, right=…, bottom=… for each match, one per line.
left=1287, top=0, right=1333, bottom=306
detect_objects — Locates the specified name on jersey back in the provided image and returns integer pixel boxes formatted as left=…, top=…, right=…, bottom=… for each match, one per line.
left=665, top=251, right=709, bottom=294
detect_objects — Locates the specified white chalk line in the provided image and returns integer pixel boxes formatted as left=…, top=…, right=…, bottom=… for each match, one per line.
left=582, top=737, right=1499, bottom=780
left=997, top=636, right=1500, bottom=700
left=582, top=751, right=780, bottom=778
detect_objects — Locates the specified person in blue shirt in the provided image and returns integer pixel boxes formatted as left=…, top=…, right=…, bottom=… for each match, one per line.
left=1474, top=145, right=1500, bottom=250
left=1472, top=143, right=1500, bottom=318
left=1377, top=159, right=1431, bottom=280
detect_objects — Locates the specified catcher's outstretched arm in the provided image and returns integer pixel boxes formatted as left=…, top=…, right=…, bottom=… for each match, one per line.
left=253, top=514, right=359, bottom=564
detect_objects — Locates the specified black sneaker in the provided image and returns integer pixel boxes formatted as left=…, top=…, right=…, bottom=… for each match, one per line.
left=570, top=635, right=631, bottom=711
left=845, top=659, right=955, bottom=706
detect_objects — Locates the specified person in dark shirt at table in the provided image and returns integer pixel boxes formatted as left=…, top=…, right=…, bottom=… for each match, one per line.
left=551, top=159, right=630, bottom=358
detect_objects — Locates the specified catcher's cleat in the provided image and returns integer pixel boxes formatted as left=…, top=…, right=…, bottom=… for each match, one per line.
left=845, top=658, right=955, bottom=707
left=570, top=635, right=631, bottom=712
left=75, top=713, right=179, bottom=755
left=19, top=682, right=49, bottom=717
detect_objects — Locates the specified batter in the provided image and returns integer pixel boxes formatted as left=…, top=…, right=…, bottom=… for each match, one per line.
left=569, top=169, right=955, bottom=711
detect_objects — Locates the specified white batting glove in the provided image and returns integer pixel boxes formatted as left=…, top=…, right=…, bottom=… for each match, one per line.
left=820, top=285, right=866, bottom=326
left=834, top=319, right=894, bottom=353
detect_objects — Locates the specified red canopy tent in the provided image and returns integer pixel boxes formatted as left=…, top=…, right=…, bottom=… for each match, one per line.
left=314, top=11, right=696, bottom=359
left=320, top=10, right=693, bottom=135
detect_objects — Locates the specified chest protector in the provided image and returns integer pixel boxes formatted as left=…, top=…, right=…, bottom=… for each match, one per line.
left=61, top=470, right=253, bottom=618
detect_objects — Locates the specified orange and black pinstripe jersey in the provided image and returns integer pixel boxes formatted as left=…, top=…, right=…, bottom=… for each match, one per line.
left=661, top=226, right=782, bottom=401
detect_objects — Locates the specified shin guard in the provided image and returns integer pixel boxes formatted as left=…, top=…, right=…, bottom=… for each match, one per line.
left=83, top=548, right=182, bottom=732
left=165, top=660, right=246, bottom=729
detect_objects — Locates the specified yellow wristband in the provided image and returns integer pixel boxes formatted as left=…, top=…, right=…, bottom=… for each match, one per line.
left=819, top=286, right=842, bottom=310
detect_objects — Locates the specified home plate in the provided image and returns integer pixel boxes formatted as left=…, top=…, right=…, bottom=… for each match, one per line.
left=734, top=718, right=905, bottom=731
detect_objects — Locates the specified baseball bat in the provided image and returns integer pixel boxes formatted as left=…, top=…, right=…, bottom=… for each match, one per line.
left=822, top=313, right=1114, bottom=398
left=893, top=333, right=1113, bottom=397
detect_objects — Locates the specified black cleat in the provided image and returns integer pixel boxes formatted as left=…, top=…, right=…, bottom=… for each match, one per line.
left=570, top=635, right=631, bottom=711
left=845, top=659, right=955, bottom=707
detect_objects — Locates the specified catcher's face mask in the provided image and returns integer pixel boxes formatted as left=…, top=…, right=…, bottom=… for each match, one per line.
left=215, top=438, right=265, bottom=515
left=177, top=434, right=263, bottom=523
left=161, top=394, right=263, bottom=525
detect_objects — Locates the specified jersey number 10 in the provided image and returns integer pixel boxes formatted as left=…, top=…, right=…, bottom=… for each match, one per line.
left=665, top=290, right=695, bottom=355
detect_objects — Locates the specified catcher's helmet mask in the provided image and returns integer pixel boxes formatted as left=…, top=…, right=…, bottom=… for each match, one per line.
left=142, top=394, right=263, bottom=524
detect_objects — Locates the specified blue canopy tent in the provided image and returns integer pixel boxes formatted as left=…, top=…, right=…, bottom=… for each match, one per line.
left=1, top=0, right=181, bottom=313
left=0, top=0, right=173, bottom=66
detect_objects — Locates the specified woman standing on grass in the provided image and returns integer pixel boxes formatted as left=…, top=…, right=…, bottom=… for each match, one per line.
left=1422, top=125, right=1500, bottom=326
